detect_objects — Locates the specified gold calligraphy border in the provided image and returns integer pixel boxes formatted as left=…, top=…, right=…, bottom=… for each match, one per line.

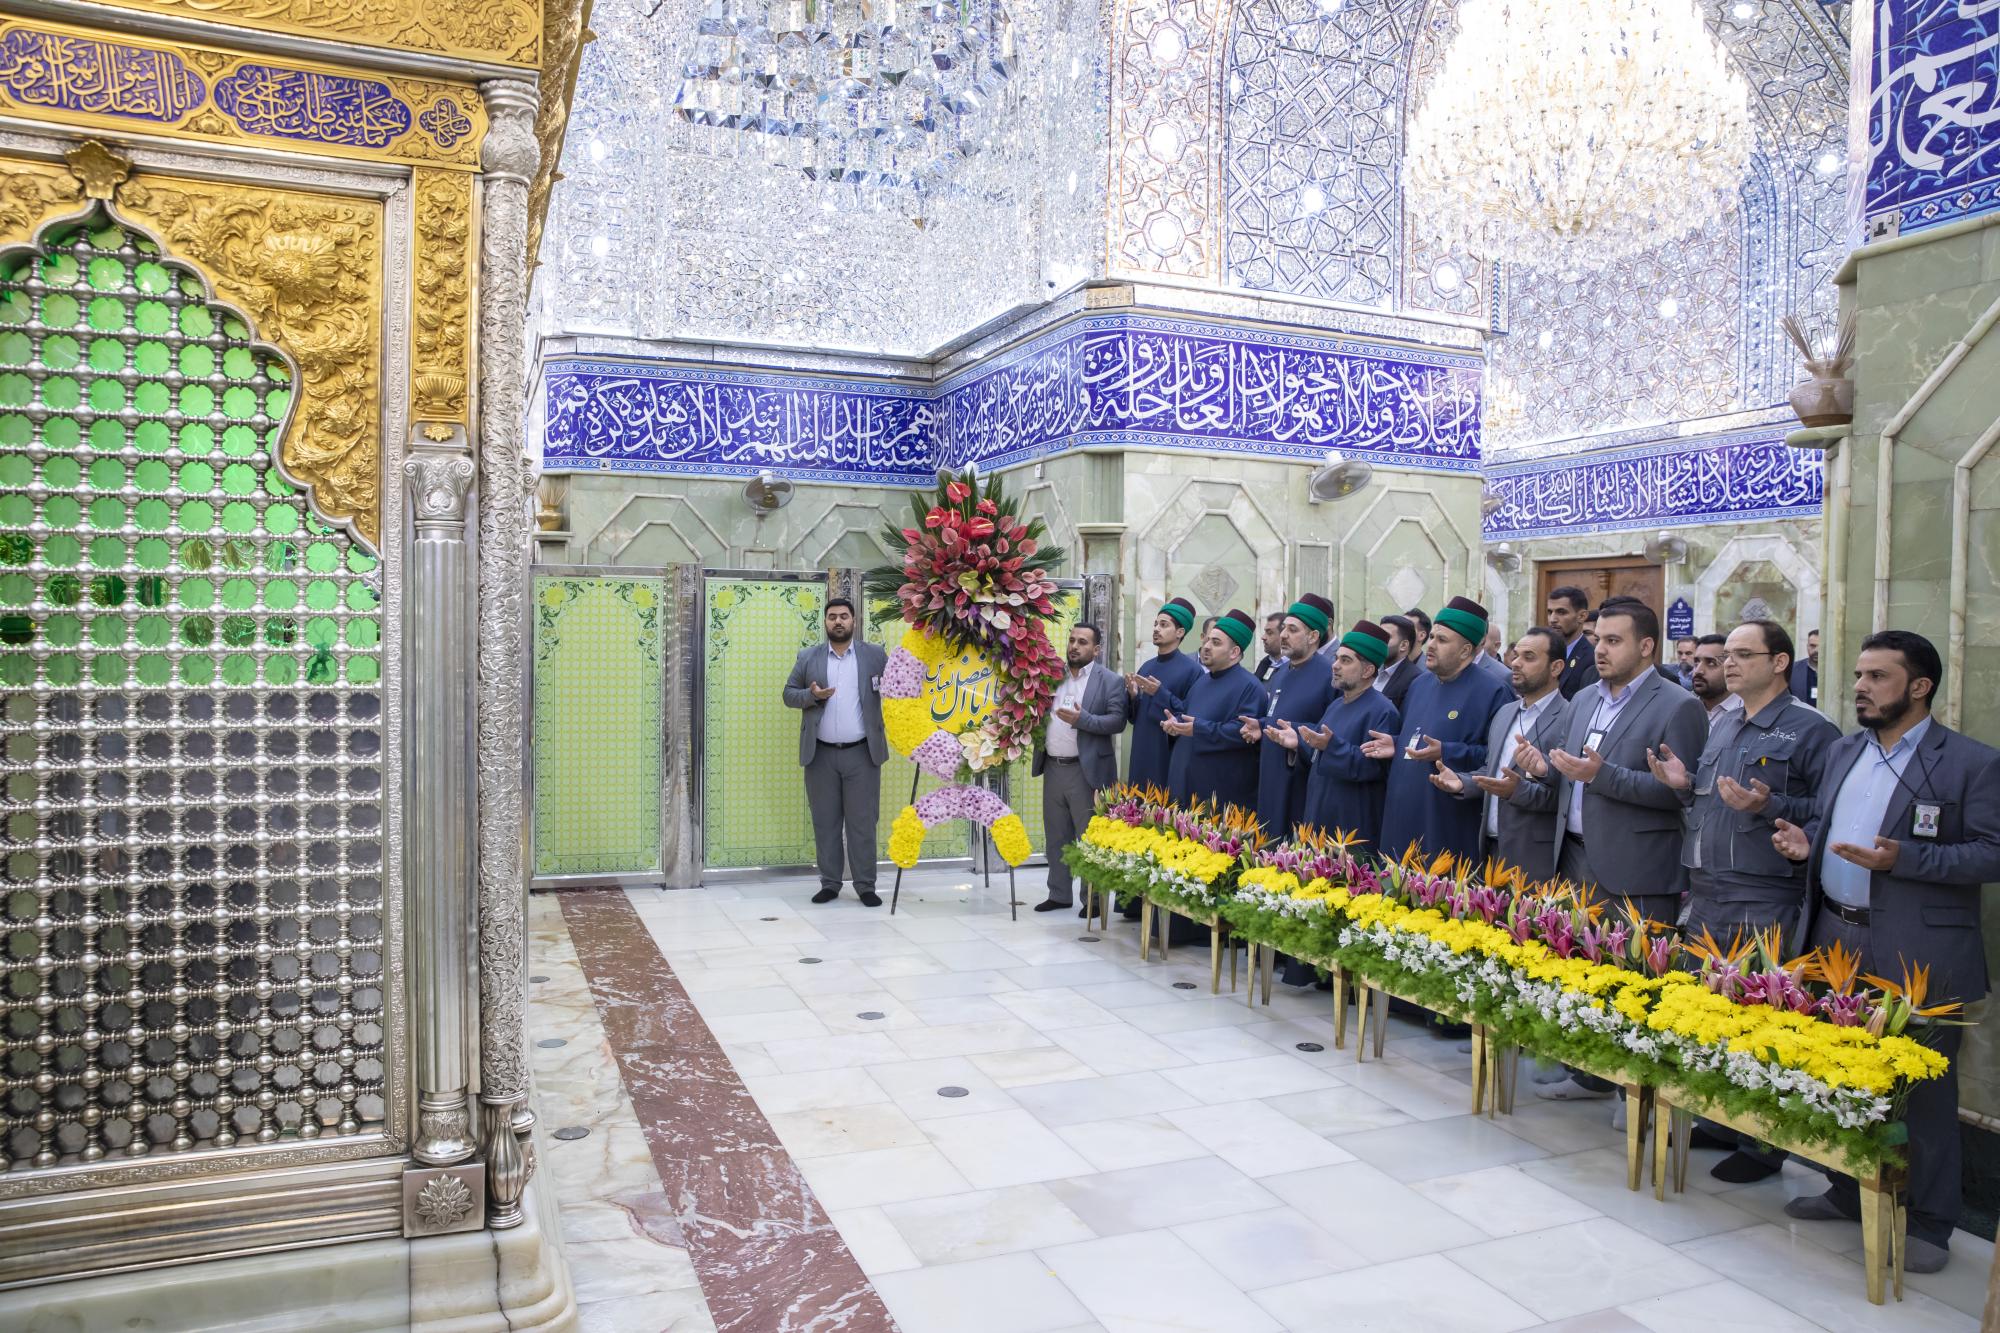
left=0, top=19, right=486, bottom=174
left=0, top=150, right=387, bottom=548
left=79, top=0, right=541, bottom=71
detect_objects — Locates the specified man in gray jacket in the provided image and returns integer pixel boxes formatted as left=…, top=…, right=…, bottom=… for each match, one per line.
left=1034, top=624, right=1127, bottom=913
left=783, top=598, right=889, bottom=905
left=1773, top=630, right=2000, bottom=1273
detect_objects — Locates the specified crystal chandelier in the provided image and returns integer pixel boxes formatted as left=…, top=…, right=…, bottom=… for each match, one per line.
left=674, top=0, right=1017, bottom=192
left=1404, top=0, right=1752, bottom=272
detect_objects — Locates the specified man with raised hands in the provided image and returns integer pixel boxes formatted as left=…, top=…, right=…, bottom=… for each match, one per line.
left=1158, top=608, right=1268, bottom=815
left=1238, top=593, right=1336, bottom=839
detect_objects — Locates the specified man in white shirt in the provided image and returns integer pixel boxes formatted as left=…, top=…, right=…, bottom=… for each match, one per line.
left=782, top=599, right=889, bottom=905
left=1033, top=624, right=1127, bottom=913
left=1430, top=626, right=1569, bottom=872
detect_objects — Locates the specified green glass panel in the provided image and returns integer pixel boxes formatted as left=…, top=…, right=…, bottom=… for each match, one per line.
left=263, top=617, right=295, bottom=648
left=87, top=575, right=122, bottom=607
left=221, top=615, right=255, bottom=647
left=266, top=389, right=293, bottom=422
left=221, top=654, right=257, bottom=686
left=39, top=251, right=78, bottom=284
left=44, top=418, right=79, bottom=452
left=224, top=539, right=259, bottom=571
left=179, top=345, right=214, bottom=379
left=344, top=582, right=375, bottom=613
left=305, top=647, right=336, bottom=684
left=0, top=415, right=26, bottom=447
left=223, top=348, right=255, bottom=378
left=0, top=576, right=25, bottom=606
left=0, top=290, right=26, bottom=323
left=0, top=374, right=26, bottom=408
left=0, top=452, right=24, bottom=485
left=91, top=656, right=125, bottom=687
left=134, top=460, right=169, bottom=492
left=133, top=498, right=170, bottom=531
left=88, top=458, right=123, bottom=491
left=0, top=332, right=27, bottom=365
left=0, top=536, right=30, bottom=566
left=88, top=339, right=125, bottom=373
left=179, top=538, right=213, bottom=570
left=46, top=654, right=79, bottom=687
left=42, top=293, right=79, bottom=327
left=135, top=654, right=169, bottom=686
left=134, top=576, right=166, bottom=607
left=178, top=579, right=213, bottom=610
left=178, top=385, right=214, bottom=418
left=86, top=378, right=124, bottom=413
left=178, top=306, right=212, bottom=338
left=303, top=542, right=337, bottom=573
left=345, top=619, right=379, bottom=650
left=221, top=425, right=256, bottom=458
left=179, top=654, right=214, bottom=686
left=43, top=536, right=78, bottom=567
left=304, top=579, right=337, bottom=611
left=346, top=655, right=378, bottom=686
left=86, top=297, right=123, bottom=332
left=173, top=500, right=211, bottom=533
left=131, top=299, right=168, bottom=335
left=135, top=617, right=167, bottom=648
left=532, top=575, right=665, bottom=878
left=180, top=615, right=213, bottom=646
left=0, top=656, right=28, bottom=686
left=220, top=578, right=254, bottom=609
left=0, top=497, right=28, bottom=528
left=88, top=498, right=125, bottom=530
left=133, top=538, right=168, bottom=569
left=177, top=461, right=213, bottom=493
left=346, top=549, right=376, bottom=575
left=701, top=577, right=827, bottom=869
left=222, top=387, right=257, bottom=420
left=86, top=257, right=124, bottom=291
left=264, top=504, right=299, bottom=535
left=219, top=501, right=255, bottom=533
left=304, top=617, right=336, bottom=649
left=177, top=422, right=212, bottom=455
left=220, top=464, right=255, bottom=496
left=134, top=261, right=169, bottom=295
left=41, top=336, right=79, bottom=371
left=88, top=618, right=124, bottom=649
left=87, top=537, right=122, bottom=570
left=46, top=574, right=81, bottom=607
left=42, top=378, right=80, bottom=411
left=263, top=655, right=297, bottom=687
left=42, top=496, right=80, bottom=529
left=133, top=342, right=168, bottom=376
left=265, top=579, right=297, bottom=612
left=0, top=617, right=31, bottom=646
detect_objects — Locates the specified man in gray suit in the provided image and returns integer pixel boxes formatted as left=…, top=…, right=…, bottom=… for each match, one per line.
left=1514, top=602, right=1707, bottom=1101
left=1772, top=630, right=2000, bottom=1273
left=1034, top=623, right=1127, bottom=913
left=782, top=598, right=889, bottom=906
left=1430, top=626, right=1570, bottom=874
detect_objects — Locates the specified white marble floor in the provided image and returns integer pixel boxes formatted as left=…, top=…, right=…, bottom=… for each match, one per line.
left=557, top=872, right=1995, bottom=1333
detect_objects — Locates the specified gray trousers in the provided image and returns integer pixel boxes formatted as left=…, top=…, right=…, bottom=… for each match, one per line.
left=804, top=743, right=881, bottom=894
left=1042, top=758, right=1095, bottom=906
left=1682, top=874, right=1802, bottom=950
left=1808, top=910, right=1963, bottom=1246
left=1557, top=838, right=1678, bottom=927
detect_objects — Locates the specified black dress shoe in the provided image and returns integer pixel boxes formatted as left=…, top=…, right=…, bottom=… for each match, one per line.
left=1078, top=904, right=1090, bottom=918
left=811, top=887, right=839, bottom=904
left=1687, top=1125, right=1737, bottom=1152
left=1710, top=1151, right=1780, bottom=1184
left=1034, top=899, right=1069, bottom=912
left=1120, top=902, right=1143, bottom=921
left=857, top=890, right=882, bottom=907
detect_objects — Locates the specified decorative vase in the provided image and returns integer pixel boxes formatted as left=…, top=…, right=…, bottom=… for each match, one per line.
left=1788, top=370, right=1854, bottom=428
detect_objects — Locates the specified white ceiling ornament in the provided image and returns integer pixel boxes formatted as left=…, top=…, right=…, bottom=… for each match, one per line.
left=1404, top=0, right=1754, bottom=272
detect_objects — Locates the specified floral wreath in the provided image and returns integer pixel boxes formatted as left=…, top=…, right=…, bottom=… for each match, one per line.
left=865, top=469, right=1069, bottom=870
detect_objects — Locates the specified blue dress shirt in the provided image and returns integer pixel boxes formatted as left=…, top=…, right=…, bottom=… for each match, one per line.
left=1819, top=716, right=1933, bottom=907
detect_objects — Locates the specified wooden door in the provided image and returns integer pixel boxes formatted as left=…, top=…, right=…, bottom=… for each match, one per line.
left=1536, top=557, right=1667, bottom=659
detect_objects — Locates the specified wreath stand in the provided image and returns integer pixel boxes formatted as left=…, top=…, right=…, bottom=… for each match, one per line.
left=889, top=768, right=1020, bottom=922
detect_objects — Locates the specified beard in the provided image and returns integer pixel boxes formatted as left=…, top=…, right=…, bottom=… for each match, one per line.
left=827, top=623, right=853, bottom=644
left=1858, top=689, right=1913, bottom=730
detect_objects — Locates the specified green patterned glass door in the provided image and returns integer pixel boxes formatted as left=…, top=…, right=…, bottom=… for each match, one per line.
left=1004, top=583, right=1084, bottom=859
left=530, top=574, right=665, bottom=878
left=702, top=575, right=826, bottom=869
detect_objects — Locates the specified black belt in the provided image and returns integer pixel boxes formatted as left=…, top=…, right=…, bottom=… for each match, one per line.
left=1047, top=755, right=1081, bottom=765
left=1822, top=899, right=1870, bottom=926
left=820, top=739, right=864, bottom=750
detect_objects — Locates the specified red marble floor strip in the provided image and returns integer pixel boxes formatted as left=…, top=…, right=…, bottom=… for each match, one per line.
left=558, top=889, right=899, bottom=1333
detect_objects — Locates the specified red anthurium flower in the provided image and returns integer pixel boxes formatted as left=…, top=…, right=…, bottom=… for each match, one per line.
left=976, top=498, right=998, bottom=515
left=945, top=481, right=972, bottom=503
left=965, top=518, right=995, bottom=539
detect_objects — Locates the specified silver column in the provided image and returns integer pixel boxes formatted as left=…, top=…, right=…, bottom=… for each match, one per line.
left=405, top=436, right=477, bottom=1166
left=475, top=76, right=541, bottom=1229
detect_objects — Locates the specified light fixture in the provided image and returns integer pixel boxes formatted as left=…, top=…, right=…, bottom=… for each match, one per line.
left=1405, top=0, right=1752, bottom=272
left=673, top=0, right=1017, bottom=194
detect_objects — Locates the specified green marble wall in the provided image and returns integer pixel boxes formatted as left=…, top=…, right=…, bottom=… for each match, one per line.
left=1836, top=219, right=2000, bottom=1122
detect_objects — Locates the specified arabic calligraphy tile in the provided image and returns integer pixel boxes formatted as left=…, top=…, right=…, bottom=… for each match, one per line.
left=0, top=27, right=205, bottom=125
left=418, top=97, right=474, bottom=150
left=1482, top=433, right=1824, bottom=539
left=1867, top=8, right=2000, bottom=231
left=213, top=63, right=413, bottom=149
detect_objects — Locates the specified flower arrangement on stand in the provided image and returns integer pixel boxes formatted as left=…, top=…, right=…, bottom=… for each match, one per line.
left=1062, top=784, right=1264, bottom=919
left=865, top=469, right=1069, bottom=871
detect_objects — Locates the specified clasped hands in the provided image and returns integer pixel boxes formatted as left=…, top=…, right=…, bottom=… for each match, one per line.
left=1362, top=730, right=1439, bottom=763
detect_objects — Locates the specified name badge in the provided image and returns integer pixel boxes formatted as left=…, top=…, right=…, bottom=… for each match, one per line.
left=1913, top=802, right=1942, bottom=839
left=1584, top=729, right=1607, bottom=753
left=871, top=675, right=882, bottom=691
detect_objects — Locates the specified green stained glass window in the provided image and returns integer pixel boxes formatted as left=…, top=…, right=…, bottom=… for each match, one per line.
left=0, top=211, right=385, bottom=1171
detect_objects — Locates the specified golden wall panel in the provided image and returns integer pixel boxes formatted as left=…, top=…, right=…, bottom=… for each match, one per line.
left=0, top=19, right=486, bottom=173
left=75, top=0, right=541, bottom=69
left=412, top=167, right=472, bottom=421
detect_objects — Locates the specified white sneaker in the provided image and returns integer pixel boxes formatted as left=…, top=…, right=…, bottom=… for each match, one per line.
left=1529, top=1060, right=1570, bottom=1085
left=1533, top=1076, right=1614, bottom=1102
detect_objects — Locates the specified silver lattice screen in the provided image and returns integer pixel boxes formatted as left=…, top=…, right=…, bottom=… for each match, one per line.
left=0, top=210, right=387, bottom=1173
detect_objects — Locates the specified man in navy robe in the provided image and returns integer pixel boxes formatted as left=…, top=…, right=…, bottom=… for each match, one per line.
left=1273, top=620, right=1402, bottom=853
left=1124, top=597, right=1203, bottom=792
left=1239, top=594, right=1336, bottom=839
left=1364, top=597, right=1513, bottom=864
left=1160, top=608, right=1267, bottom=814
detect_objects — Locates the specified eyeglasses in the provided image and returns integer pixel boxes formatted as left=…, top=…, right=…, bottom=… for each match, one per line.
left=1722, top=650, right=1774, bottom=663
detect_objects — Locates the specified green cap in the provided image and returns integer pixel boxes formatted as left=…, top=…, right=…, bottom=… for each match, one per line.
left=1432, top=596, right=1489, bottom=647
left=1216, top=608, right=1255, bottom=650
left=1286, top=599, right=1330, bottom=638
left=1341, top=619, right=1391, bottom=667
left=1159, top=597, right=1195, bottom=632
